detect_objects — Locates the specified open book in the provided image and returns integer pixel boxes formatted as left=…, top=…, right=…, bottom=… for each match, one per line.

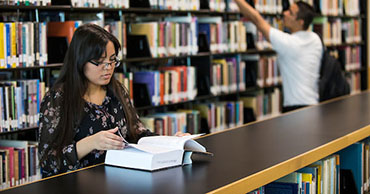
left=105, top=134, right=211, bottom=171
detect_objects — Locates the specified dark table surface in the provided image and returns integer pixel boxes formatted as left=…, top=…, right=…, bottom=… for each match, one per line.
left=3, top=92, right=370, bottom=194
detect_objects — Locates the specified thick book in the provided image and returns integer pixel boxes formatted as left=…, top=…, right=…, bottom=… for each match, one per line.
left=105, top=134, right=211, bottom=171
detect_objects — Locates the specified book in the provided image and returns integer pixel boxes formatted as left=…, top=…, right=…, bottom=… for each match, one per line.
left=264, top=182, right=299, bottom=194
left=337, top=142, right=363, bottom=194
left=130, top=22, right=158, bottom=57
left=297, top=166, right=318, bottom=194
left=0, top=140, right=29, bottom=183
left=105, top=134, right=211, bottom=171
left=0, top=146, right=14, bottom=187
left=276, top=172, right=302, bottom=193
left=133, top=71, right=160, bottom=106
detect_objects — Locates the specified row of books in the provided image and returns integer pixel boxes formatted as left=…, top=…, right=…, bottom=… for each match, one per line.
left=70, top=0, right=129, bottom=8
left=253, top=0, right=284, bottom=14
left=0, top=140, right=41, bottom=190
left=130, top=16, right=247, bottom=57
left=198, top=17, right=247, bottom=53
left=243, top=55, right=281, bottom=88
left=0, top=22, right=47, bottom=68
left=0, top=0, right=363, bottom=16
left=208, top=0, right=239, bottom=12
left=241, top=88, right=281, bottom=121
left=1, top=0, right=235, bottom=11
left=0, top=19, right=128, bottom=68
left=8, top=17, right=361, bottom=69
left=0, top=0, right=129, bottom=8
left=0, top=58, right=248, bottom=132
left=210, top=58, right=246, bottom=96
left=141, top=100, right=245, bottom=135
left=250, top=154, right=340, bottom=194
left=248, top=154, right=339, bottom=194
left=249, top=0, right=361, bottom=16
left=141, top=110, right=201, bottom=135
left=155, top=0, right=200, bottom=10
left=246, top=17, right=361, bottom=52
left=329, top=46, right=361, bottom=71
left=0, top=80, right=44, bottom=132
left=313, top=18, right=361, bottom=46
left=194, top=100, right=244, bottom=133
left=316, top=0, right=361, bottom=16
left=130, top=16, right=199, bottom=58
left=0, top=17, right=247, bottom=68
left=249, top=138, right=370, bottom=194
left=0, top=0, right=51, bottom=6
left=133, top=65, right=197, bottom=106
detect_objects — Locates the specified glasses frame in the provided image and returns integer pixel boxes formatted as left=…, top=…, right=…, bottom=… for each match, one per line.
left=89, top=56, right=121, bottom=69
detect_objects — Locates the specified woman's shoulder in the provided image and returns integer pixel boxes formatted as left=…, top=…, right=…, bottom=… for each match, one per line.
left=42, top=85, right=64, bottom=104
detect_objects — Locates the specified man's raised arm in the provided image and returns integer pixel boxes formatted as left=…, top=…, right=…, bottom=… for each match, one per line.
left=234, top=0, right=271, bottom=42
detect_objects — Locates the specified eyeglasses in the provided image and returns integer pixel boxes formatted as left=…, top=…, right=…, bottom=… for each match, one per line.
left=89, top=56, right=121, bottom=69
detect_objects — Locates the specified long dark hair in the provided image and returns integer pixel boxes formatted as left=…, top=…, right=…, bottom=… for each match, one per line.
left=40, top=23, right=140, bottom=164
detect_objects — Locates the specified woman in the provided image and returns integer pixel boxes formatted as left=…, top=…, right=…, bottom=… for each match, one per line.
left=38, top=24, right=186, bottom=178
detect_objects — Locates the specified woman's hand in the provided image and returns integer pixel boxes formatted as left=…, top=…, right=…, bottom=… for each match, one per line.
left=174, top=131, right=191, bottom=137
left=90, top=127, right=126, bottom=150
left=76, top=127, right=125, bottom=160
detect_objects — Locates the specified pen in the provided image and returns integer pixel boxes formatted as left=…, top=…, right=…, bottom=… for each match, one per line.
left=117, top=128, right=129, bottom=146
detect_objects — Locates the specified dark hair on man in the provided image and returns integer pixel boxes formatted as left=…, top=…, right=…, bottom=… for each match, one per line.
left=296, top=1, right=316, bottom=30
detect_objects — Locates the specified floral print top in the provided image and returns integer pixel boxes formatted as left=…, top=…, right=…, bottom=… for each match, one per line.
left=38, top=87, right=154, bottom=178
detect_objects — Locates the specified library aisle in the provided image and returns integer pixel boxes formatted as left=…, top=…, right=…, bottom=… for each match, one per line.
left=0, top=0, right=369, bottom=193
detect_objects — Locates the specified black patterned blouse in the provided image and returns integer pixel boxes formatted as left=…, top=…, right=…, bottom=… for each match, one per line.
left=38, top=87, right=154, bottom=178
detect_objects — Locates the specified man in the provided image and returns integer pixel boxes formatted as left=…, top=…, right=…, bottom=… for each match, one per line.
left=235, top=0, right=323, bottom=112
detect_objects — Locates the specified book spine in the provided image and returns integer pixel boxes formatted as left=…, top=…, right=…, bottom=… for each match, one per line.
left=34, top=22, right=39, bottom=66
left=4, top=86, right=10, bottom=132
left=17, top=22, right=22, bottom=67
left=5, top=23, right=10, bottom=68
left=0, top=87, right=3, bottom=132
left=10, top=23, right=16, bottom=68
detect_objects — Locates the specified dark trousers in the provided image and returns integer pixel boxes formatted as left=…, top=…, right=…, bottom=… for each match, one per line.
left=282, top=105, right=308, bottom=113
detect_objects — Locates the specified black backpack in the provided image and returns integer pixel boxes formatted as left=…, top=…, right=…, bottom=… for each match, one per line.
left=318, top=47, right=350, bottom=102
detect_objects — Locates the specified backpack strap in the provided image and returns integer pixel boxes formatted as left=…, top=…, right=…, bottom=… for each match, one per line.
left=315, top=32, right=326, bottom=78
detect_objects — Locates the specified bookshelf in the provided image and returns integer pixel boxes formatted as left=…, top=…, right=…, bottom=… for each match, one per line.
left=0, top=3, right=283, bottom=135
left=0, top=0, right=368, bottom=190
